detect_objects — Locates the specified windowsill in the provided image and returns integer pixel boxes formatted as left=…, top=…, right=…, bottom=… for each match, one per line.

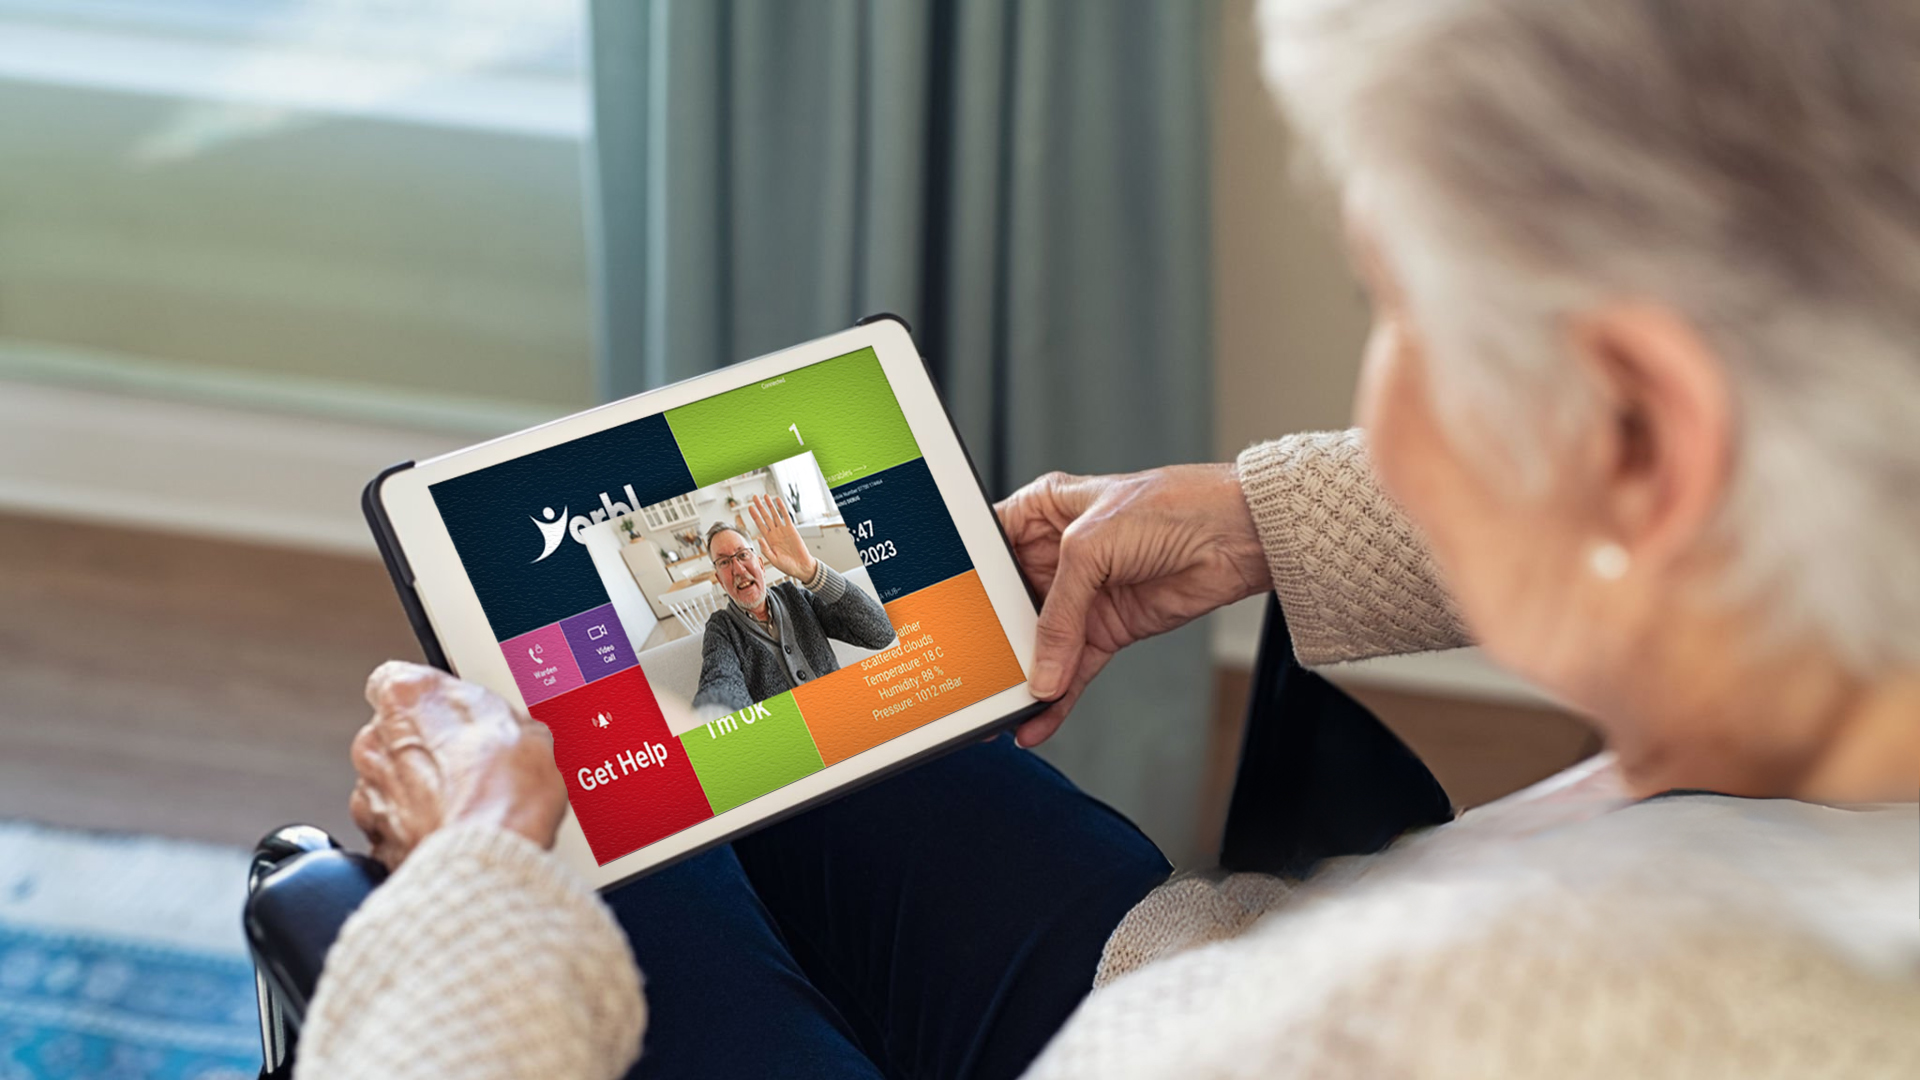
left=0, top=338, right=569, bottom=438
left=1209, top=594, right=1562, bottom=707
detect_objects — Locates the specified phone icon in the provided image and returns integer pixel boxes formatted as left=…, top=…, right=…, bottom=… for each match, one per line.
left=528, top=643, right=544, bottom=664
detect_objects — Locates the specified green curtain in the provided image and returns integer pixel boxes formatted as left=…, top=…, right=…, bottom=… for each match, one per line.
left=587, top=0, right=1216, bottom=859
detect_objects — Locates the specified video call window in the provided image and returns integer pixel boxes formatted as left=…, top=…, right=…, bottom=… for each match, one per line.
left=581, top=450, right=900, bottom=725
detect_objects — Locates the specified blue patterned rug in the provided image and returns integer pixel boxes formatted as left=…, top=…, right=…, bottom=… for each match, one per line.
left=0, top=823, right=260, bottom=1079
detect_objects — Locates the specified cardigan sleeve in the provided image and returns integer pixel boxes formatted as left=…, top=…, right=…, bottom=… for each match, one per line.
left=691, top=621, right=754, bottom=713
left=296, top=824, right=645, bottom=1080
left=801, top=563, right=898, bottom=650
left=1236, top=429, right=1471, bottom=666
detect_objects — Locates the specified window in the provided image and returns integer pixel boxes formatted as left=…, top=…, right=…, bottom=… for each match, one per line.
left=0, top=0, right=593, bottom=435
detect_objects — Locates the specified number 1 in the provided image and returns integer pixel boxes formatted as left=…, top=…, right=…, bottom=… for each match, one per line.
left=789, top=423, right=803, bottom=446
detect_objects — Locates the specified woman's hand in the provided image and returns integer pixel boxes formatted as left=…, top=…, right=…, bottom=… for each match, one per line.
left=748, top=493, right=819, bottom=581
left=995, top=463, right=1273, bottom=747
left=349, top=661, right=568, bottom=871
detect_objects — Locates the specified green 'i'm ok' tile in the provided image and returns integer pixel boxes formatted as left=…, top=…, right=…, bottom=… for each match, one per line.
left=679, top=691, right=826, bottom=814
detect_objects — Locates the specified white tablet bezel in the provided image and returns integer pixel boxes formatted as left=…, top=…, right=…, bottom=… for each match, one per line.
left=372, top=318, right=1042, bottom=890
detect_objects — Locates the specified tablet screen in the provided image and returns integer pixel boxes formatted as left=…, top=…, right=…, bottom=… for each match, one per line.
left=426, top=347, right=1025, bottom=865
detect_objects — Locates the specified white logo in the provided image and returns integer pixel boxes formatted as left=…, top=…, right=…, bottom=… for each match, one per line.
left=528, top=484, right=649, bottom=561
left=531, top=506, right=569, bottom=563
left=592, top=712, right=612, bottom=729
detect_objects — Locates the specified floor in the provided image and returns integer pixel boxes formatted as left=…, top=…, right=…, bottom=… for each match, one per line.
left=0, top=511, right=1600, bottom=854
left=638, top=614, right=693, bottom=651
left=0, top=513, right=419, bottom=847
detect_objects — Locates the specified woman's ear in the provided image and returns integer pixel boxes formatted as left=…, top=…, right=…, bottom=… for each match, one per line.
left=1568, top=303, right=1735, bottom=574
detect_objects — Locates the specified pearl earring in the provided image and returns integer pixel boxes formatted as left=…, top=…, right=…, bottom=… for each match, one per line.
left=1588, top=541, right=1630, bottom=581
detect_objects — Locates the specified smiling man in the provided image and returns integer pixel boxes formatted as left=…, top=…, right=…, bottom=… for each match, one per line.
left=691, top=494, right=896, bottom=714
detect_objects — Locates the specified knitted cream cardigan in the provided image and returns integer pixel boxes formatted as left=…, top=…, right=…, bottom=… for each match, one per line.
left=299, top=431, right=1920, bottom=1079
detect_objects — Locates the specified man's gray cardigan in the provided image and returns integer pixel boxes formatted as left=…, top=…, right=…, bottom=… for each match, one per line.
left=691, top=563, right=895, bottom=713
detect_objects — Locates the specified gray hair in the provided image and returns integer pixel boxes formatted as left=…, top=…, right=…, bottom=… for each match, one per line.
left=1259, top=0, right=1920, bottom=671
left=704, top=521, right=748, bottom=552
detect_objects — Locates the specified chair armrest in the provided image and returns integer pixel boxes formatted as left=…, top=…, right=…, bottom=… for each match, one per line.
left=1218, top=595, right=1454, bottom=876
left=245, top=840, right=387, bottom=1023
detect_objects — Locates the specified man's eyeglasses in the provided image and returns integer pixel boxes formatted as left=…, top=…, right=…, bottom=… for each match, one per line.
left=713, top=548, right=758, bottom=572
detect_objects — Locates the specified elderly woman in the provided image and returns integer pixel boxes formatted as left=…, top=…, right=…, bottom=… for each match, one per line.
left=303, top=0, right=1920, bottom=1077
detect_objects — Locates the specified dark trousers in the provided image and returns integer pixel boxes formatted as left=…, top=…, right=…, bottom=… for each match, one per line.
left=606, top=598, right=1451, bottom=1080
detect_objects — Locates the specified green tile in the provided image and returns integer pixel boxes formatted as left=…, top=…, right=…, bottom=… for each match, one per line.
left=679, top=692, right=825, bottom=814
left=665, top=348, right=921, bottom=488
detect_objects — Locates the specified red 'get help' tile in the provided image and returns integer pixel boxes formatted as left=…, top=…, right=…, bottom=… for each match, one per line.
left=530, top=664, right=715, bottom=864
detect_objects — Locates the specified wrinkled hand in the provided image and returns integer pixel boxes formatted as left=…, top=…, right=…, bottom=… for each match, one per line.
left=995, top=464, right=1273, bottom=747
left=349, top=661, right=567, bottom=870
left=749, top=493, right=818, bottom=581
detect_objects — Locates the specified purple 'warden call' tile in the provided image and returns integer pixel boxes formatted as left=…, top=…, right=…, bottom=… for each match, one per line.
left=501, top=623, right=585, bottom=706
left=560, top=603, right=637, bottom=683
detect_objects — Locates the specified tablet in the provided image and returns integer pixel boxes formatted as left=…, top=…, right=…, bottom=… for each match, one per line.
left=364, top=315, right=1045, bottom=889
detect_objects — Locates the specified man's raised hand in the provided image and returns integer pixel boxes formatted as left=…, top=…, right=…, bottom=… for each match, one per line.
left=748, top=493, right=819, bottom=581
